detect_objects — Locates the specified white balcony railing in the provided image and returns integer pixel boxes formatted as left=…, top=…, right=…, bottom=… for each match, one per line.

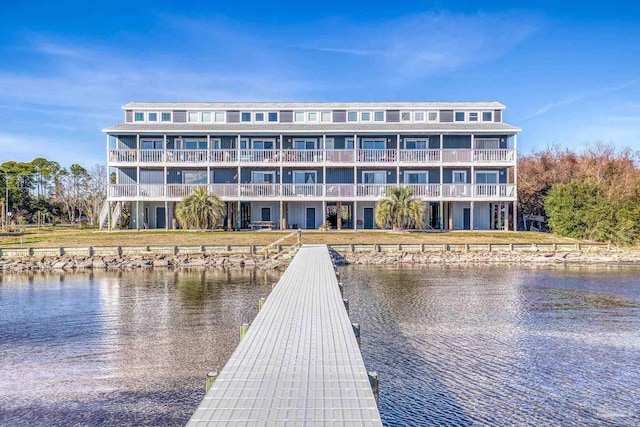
left=442, top=150, right=472, bottom=163
left=357, top=149, right=397, bottom=163
left=325, top=150, right=355, bottom=163
left=108, top=183, right=516, bottom=200
left=109, top=148, right=515, bottom=165
left=475, top=184, right=516, bottom=198
left=239, top=184, right=280, bottom=197
left=325, top=184, right=355, bottom=197
left=282, top=184, right=323, bottom=197
left=109, top=149, right=137, bottom=163
left=239, top=150, right=279, bottom=163
left=406, top=184, right=441, bottom=197
left=399, top=149, right=440, bottom=163
left=356, top=184, right=395, bottom=197
left=281, top=149, right=323, bottom=163
left=210, top=150, right=238, bottom=163
left=442, top=184, right=473, bottom=197
left=473, top=149, right=515, bottom=163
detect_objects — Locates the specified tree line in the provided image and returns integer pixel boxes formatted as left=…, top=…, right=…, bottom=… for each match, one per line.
left=0, top=158, right=107, bottom=228
left=518, top=143, right=640, bottom=245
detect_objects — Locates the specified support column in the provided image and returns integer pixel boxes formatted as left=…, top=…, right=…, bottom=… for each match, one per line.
left=470, top=201, right=474, bottom=231
left=513, top=201, right=518, bottom=231
left=279, top=200, right=284, bottom=230
left=337, top=201, right=342, bottom=230
left=322, top=200, right=327, bottom=228
left=237, top=200, right=241, bottom=230
left=439, top=201, right=444, bottom=230
left=353, top=200, right=358, bottom=230
left=164, top=200, right=169, bottom=230
left=513, top=133, right=518, bottom=232
left=107, top=200, right=112, bottom=231
left=505, top=202, right=510, bottom=231
left=136, top=200, right=140, bottom=231
left=448, top=202, right=453, bottom=230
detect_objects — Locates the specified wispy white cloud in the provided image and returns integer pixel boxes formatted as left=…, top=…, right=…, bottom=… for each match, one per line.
left=521, top=77, right=640, bottom=120
left=294, top=11, right=541, bottom=79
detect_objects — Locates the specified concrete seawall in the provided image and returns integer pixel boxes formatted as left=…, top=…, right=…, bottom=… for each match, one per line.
left=1, top=247, right=639, bottom=273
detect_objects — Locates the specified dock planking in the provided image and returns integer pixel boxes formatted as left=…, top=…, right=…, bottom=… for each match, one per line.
left=187, top=244, right=382, bottom=426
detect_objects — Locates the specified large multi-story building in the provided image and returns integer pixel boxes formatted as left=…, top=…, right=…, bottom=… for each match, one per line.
left=102, top=102, right=520, bottom=231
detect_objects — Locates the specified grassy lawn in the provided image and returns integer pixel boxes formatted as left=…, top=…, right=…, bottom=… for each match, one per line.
left=0, top=226, right=582, bottom=248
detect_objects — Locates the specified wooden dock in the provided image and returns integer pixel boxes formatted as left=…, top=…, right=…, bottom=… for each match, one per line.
left=187, top=244, right=382, bottom=426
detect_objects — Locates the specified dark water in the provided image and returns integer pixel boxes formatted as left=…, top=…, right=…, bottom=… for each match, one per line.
left=1, top=266, right=639, bottom=426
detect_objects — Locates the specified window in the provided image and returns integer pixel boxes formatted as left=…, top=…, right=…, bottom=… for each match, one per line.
left=183, top=170, right=207, bottom=184
left=475, top=138, right=500, bottom=149
left=141, top=139, right=163, bottom=149
left=161, top=112, right=171, bottom=122
left=148, top=112, right=158, bottom=122
left=455, top=112, right=465, bottom=122
left=293, top=171, right=317, bottom=184
left=253, top=139, right=274, bottom=149
left=475, top=171, right=498, bottom=184
left=188, top=112, right=199, bottom=122
left=294, top=111, right=305, bottom=122
left=361, top=112, right=371, bottom=121
left=294, top=139, right=316, bottom=149
left=214, top=112, right=225, bottom=122
left=469, top=112, right=478, bottom=122
left=427, top=111, right=438, bottom=121
left=405, top=139, right=427, bottom=149
left=321, top=111, right=331, bottom=122
left=401, top=111, right=411, bottom=121
left=134, top=112, right=144, bottom=122
left=414, top=112, right=425, bottom=121
left=325, top=138, right=334, bottom=149
left=453, top=170, right=467, bottom=183
left=347, top=111, right=358, bottom=122
left=363, top=139, right=385, bottom=149
left=201, top=112, right=212, bottom=122
left=268, top=112, right=278, bottom=122
left=363, top=171, right=386, bottom=184
left=308, top=112, right=318, bottom=122
left=252, top=171, right=275, bottom=183
left=255, top=112, right=265, bottom=122
left=404, top=172, right=428, bottom=184
left=374, top=111, right=384, bottom=122
left=185, top=140, right=207, bottom=149
left=345, top=138, right=354, bottom=149
left=241, top=112, right=251, bottom=122
left=210, top=139, right=221, bottom=149
left=261, top=207, right=271, bottom=221
left=482, top=111, right=493, bottom=122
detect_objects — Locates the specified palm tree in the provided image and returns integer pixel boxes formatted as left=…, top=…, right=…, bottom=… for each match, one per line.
left=175, top=187, right=226, bottom=230
left=374, top=185, right=426, bottom=231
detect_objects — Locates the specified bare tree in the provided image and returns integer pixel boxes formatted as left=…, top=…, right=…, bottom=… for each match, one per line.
left=81, top=164, right=107, bottom=226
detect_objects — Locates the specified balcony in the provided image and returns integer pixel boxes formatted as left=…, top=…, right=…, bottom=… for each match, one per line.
left=108, top=183, right=516, bottom=201
left=109, top=148, right=516, bottom=165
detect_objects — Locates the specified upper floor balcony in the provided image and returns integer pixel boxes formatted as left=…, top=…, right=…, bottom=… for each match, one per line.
left=108, top=183, right=516, bottom=201
left=109, top=148, right=516, bottom=167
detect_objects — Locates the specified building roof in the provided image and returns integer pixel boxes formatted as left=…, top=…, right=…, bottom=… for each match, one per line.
left=122, top=101, right=506, bottom=110
left=102, top=122, right=521, bottom=134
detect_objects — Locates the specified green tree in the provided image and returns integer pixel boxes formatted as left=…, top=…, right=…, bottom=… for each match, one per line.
left=374, top=185, right=426, bottom=231
left=545, top=181, right=640, bottom=245
left=175, top=187, right=226, bottom=230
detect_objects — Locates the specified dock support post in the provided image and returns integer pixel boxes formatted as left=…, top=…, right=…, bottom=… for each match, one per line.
left=352, top=322, right=361, bottom=347
left=258, top=297, right=266, bottom=311
left=271, top=282, right=277, bottom=291
left=240, top=323, right=250, bottom=340
left=205, top=371, right=219, bottom=392
left=338, top=282, right=344, bottom=297
left=368, top=371, right=379, bottom=406
left=343, top=298, right=349, bottom=316
left=297, top=228, right=302, bottom=244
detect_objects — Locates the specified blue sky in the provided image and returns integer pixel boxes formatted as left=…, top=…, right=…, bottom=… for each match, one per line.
left=1, top=0, right=639, bottom=167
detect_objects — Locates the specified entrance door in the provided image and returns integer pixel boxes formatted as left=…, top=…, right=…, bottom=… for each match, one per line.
left=156, top=207, right=166, bottom=229
left=364, top=208, right=374, bottom=229
left=306, top=208, right=315, bottom=229
left=463, top=207, right=471, bottom=230
left=240, top=202, right=251, bottom=229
